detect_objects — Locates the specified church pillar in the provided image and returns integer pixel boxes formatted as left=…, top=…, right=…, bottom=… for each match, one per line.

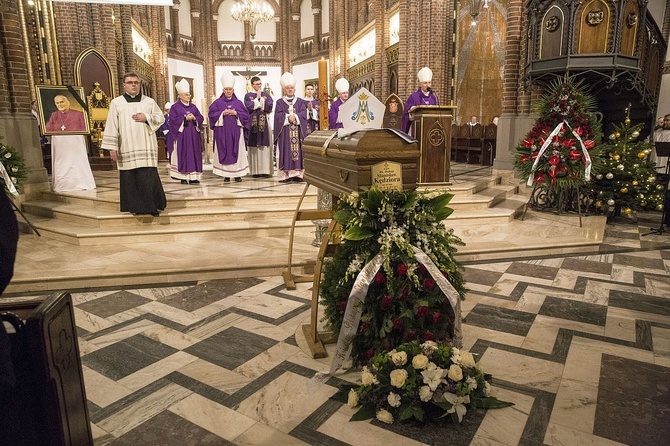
left=494, top=0, right=530, bottom=173
left=0, top=0, right=48, bottom=197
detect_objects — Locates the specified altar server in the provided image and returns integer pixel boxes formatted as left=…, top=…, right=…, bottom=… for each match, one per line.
left=304, top=83, right=320, bottom=135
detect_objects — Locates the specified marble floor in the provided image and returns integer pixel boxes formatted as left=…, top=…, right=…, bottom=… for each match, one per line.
left=2, top=205, right=669, bottom=444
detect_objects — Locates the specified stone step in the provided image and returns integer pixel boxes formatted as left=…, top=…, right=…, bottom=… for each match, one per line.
left=24, top=214, right=317, bottom=245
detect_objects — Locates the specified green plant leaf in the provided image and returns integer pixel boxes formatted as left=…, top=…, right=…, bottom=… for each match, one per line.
left=473, top=396, right=515, bottom=409
left=343, top=226, right=374, bottom=241
left=350, top=403, right=376, bottom=422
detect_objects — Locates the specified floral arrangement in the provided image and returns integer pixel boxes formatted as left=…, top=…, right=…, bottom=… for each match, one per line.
left=0, top=138, right=27, bottom=197
left=345, top=340, right=513, bottom=424
left=320, top=187, right=466, bottom=367
left=513, top=76, right=605, bottom=191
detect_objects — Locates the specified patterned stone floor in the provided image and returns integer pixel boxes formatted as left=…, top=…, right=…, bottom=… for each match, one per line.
left=3, top=213, right=670, bottom=445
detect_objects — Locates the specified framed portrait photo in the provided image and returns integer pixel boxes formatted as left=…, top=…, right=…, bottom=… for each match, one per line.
left=36, top=85, right=90, bottom=135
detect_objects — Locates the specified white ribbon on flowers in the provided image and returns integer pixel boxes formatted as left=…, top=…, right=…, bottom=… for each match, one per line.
left=313, top=246, right=462, bottom=382
left=0, top=160, right=18, bottom=196
left=526, top=121, right=566, bottom=186
left=571, top=126, right=592, bottom=181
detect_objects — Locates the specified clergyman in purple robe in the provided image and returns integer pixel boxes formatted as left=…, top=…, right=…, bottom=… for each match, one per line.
left=244, top=76, right=274, bottom=178
left=274, top=72, right=308, bottom=182
left=402, top=66, right=439, bottom=136
left=209, top=71, right=250, bottom=182
left=169, top=80, right=204, bottom=184
left=328, top=78, right=350, bottom=130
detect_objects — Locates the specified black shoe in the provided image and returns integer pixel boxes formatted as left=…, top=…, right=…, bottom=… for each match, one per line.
left=234, top=177, right=242, bottom=182
left=190, top=180, right=200, bottom=184
left=223, top=177, right=230, bottom=183
left=251, top=174, right=261, bottom=178
left=150, top=212, right=160, bottom=217
left=261, top=174, right=272, bottom=178
left=180, top=179, right=188, bottom=184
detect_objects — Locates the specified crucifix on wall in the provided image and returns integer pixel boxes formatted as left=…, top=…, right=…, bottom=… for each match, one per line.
left=232, top=67, right=267, bottom=92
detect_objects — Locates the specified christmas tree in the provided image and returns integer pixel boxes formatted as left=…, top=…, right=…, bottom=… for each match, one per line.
left=589, top=115, right=664, bottom=218
left=514, top=76, right=605, bottom=195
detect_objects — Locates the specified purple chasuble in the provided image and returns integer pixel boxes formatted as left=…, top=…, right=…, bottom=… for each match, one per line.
left=305, top=98, right=320, bottom=135
left=402, top=88, right=439, bottom=135
left=328, top=98, right=345, bottom=129
left=209, top=94, right=250, bottom=165
left=244, top=91, right=273, bottom=147
left=273, top=97, right=307, bottom=172
left=169, top=101, right=204, bottom=174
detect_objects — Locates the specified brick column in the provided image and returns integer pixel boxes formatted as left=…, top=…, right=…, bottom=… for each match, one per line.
left=0, top=0, right=48, bottom=195
left=494, top=0, right=533, bottom=173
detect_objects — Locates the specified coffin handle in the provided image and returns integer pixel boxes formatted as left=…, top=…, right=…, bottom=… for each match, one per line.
left=338, top=170, right=349, bottom=182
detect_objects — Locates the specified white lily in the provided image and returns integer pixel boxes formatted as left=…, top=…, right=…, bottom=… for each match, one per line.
left=444, top=392, right=470, bottom=423
left=421, top=367, right=446, bottom=391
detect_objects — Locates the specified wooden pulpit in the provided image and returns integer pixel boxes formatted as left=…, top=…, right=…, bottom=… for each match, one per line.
left=410, top=105, right=456, bottom=184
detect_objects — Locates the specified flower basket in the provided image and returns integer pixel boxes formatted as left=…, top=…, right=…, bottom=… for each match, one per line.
left=342, top=341, right=513, bottom=425
left=320, top=187, right=467, bottom=368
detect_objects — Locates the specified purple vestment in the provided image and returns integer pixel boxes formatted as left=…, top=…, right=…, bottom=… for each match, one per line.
left=169, top=101, right=204, bottom=174
left=328, top=98, right=345, bottom=129
left=209, top=94, right=250, bottom=165
left=273, top=97, right=307, bottom=174
left=305, top=98, right=320, bottom=135
left=244, top=91, right=273, bottom=147
left=402, top=88, right=439, bottom=135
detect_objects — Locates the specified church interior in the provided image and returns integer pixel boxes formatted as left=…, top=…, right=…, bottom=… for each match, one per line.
left=1, top=0, right=670, bottom=444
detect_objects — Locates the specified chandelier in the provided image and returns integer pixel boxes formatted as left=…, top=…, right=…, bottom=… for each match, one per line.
left=469, top=0, right=490, bottom=19
left=231, top=0, right=274, bottom=40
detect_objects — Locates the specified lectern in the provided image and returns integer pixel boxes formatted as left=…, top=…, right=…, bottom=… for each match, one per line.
left=410, top=105, right=457, bottom=184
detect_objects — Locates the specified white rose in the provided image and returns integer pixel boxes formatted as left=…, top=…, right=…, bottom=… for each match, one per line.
left=391, top=351, right=407, bottom=366
left=466, top=376, right=478, bottom=390
left=412, top=354, right=429, bottom=370
left=376, top=409, right=394, bottom=424
left=11, top=167, right=18, bottom=173
left=447, top=364, right=463, bottom=381
left=419, top=385, right=433, bottom=402
left=361, top=369, right=375, bottom=386
left=451, top=347, right=461, bottom=364
left=484, top=381, right=491, bottom=397
left=389, top=368, right=408, bottom=388
left=4, top=152, right=11, bottom=159
left=421, top=340, right=438, bottom=354
left=461, top=351, right=476, bottom=368
left=387, top=392, right=401, bottom=407
left=11, top=177, right=17, bottom=184
left=347, top=389, right=359, bottom=408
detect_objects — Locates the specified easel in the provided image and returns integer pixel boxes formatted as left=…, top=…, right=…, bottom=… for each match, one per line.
left=283, top=183, right=339, bottom=358
left=521, top=183, right=583, bottom=227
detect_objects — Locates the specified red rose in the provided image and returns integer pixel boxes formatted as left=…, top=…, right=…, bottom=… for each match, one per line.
left=381, top=295, right=392, bottom=310
left=539, top=137, right=546, bottom=146
left=422, top=278, right=435, bottom=291
left=407, top=331, right=417, bottom=341
left=417, top=305, right=429, bottom=318
left=432, top=312, right=442, bottom=323
left=338, top=301, right=347, bottom=312
left=522, top=138, right=534, bottom=148
left=423, top=332, right=435, bottom=342
left=401, top=287, right=409, bottom=300
left=396, top=263, right=408, bottom=276
left=548, top=155, right=561, bottom=166
left=569, top=149, right=582, bottom=161
left=374, top=272, right=386, bottom=284
left=559, top=164, right=568, bottom=174
left=365, top=349, right=375, bottom=359
left=392, top=318, right=403, bottom=330
left=584, top=140, right=595, bottom=149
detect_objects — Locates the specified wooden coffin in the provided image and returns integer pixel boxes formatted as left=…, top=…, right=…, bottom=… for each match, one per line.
left=303, top=129, right=420, bottom=196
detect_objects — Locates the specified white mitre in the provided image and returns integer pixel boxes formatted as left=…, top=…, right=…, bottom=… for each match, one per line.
left=164, top=102, right=172, bottom=110
left=175, top=78, right=190, bottom=94
left=280, top=72, right=296, bottom=88
left=221, top=71, right=236, bottom=89
left=417, top=67, right=433, bottom=82
left=335, top=78, right=349, bottom=94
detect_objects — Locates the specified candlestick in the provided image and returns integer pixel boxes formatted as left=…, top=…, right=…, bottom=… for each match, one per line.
left=318, top=58, right=329, bottom=129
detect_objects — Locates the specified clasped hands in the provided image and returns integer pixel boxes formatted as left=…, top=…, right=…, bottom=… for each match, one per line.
left=222, top=109, right=238, bottom=117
